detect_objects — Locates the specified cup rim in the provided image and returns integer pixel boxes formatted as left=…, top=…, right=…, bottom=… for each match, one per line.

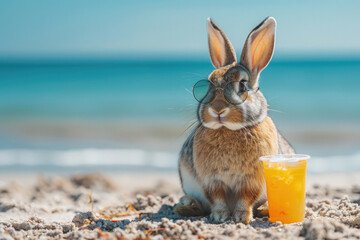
left=259, top=154, right=310, bottom=162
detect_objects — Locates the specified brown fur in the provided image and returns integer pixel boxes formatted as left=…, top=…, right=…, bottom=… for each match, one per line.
left=193, top=117, right=278, bottom=179
left=204, top=180, right=228, bottom=204
left=176, top=117, right=279, bottom=223
left=202, top=65, right=245, bottom=127
left=208, top=63, right=237, bottom=84
left=201, top=98, right=244, bottom=125
left=175, top=17, right=294, bottom=224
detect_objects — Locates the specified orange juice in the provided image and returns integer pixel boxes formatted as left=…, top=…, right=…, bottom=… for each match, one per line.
left=260, top=154, right=309, bottom=224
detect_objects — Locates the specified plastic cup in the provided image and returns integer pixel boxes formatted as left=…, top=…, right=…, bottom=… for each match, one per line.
left=260, top=154, right=310, bottom=224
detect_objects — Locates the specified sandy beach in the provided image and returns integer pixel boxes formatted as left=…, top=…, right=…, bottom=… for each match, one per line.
left=0, top=171, right=359, bottom=239
left=1, top=0, right=360, bottom=239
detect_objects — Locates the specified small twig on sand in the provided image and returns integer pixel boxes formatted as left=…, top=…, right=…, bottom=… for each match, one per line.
left=88, top=189, right=94, bottom=212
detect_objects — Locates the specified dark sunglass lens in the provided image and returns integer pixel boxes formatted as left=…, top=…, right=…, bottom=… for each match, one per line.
left=224, top=81, right=248, bottom=105
left=193, top=80, right=211, bottom=102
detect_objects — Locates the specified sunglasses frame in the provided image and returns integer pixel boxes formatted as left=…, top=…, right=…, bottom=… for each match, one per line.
left=192, top=79, right=259, bottom=105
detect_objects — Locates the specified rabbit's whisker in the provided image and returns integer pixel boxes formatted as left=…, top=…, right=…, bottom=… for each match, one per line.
left=182, top=120, right=199, bottom=135
left=268, top=108, right=283, bottom=113
left=185, top=88, right=193, bottom=95
left=185, top=72, right=207, bottom=78
left=267, top=96, right=280, bottom=101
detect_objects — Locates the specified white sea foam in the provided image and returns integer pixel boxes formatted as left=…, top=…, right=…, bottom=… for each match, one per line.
left=0, top=149, right=359, bottom=173
left=308, top=152, right=360, bottom=173
left=0, top=149, right=178, bottom=170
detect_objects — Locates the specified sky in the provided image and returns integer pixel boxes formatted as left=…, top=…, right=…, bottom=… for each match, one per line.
left=0, top=0, right=359, bottom=59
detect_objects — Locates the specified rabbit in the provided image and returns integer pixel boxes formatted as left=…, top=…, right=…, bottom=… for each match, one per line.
left=174, top=17, right=295, bottom=224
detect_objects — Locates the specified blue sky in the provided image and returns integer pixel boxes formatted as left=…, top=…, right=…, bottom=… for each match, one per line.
left=0, top=0, right=359, bottom=59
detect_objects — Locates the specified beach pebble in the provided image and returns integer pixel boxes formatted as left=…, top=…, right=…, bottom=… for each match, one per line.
left=61, top=224, right=74, bottom=233
left=0, top=203, right=15, bottom=212
left=12, top=222, right=31, bottom=231
left=132, top=194, right=161, bottom=210
left=72, top=211, right=97, bottom=227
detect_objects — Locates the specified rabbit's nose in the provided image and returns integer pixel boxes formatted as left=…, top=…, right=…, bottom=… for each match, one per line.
left=208, top=107, right=230, bottom=118
left=210, top=98, right=228, bottom=114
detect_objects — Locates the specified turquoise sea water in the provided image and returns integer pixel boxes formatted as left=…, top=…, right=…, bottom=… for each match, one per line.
left=1, top=59, right=360, bottom=121
left=0, top=58, right=359, bottom=173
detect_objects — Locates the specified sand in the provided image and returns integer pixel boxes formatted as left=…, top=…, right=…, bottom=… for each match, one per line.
left=0, top=172, right=359, bottom=240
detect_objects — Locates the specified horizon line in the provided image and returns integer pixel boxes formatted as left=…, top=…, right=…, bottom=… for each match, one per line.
left=1, top=55, right=360, bottom=64
left=1, top=49, right=360, bottom=60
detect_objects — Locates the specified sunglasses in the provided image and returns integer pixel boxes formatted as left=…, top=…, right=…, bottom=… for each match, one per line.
left=192, top=79, right=259, bottom=105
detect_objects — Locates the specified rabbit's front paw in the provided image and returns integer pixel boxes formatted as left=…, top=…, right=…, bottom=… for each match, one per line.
left=210, top=201, right=230, bottom=223
left=233, top=207, right=253, bottom=224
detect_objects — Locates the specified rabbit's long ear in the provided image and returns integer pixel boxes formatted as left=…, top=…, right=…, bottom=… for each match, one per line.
left=240, top=17, right=276, bottom=86
left=207, top=18, right=236, bottom=69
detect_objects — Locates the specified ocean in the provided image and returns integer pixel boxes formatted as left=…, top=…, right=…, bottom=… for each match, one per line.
left=0, top=58, right=360, bottom=173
